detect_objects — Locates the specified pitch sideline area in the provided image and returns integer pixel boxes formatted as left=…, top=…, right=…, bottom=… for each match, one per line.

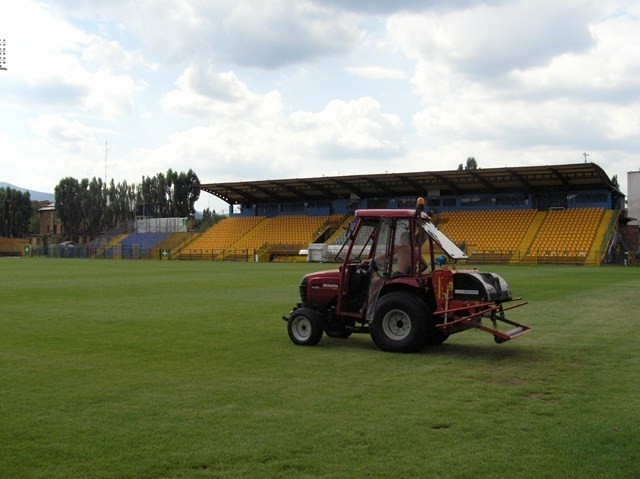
left=1, top=259, right=638, bottom=478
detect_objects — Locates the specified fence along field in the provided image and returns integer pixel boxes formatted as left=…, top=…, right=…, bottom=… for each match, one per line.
left=1, top=259, right=638, bottom=478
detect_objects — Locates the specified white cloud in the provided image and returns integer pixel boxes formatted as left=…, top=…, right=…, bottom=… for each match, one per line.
left=510, top=8, right=640, bottom=102
left=220, top=0, right=360, bottom=68
left=29, top=115, right=102, bottom=149
left=312, top=0, right=484, bottom=15
left=413, top=98, right=640, bottom=153
left=345, top=66, right=407, bottom=79
left=56, top=0, right=361, bottom=69
left=130, top=95, right=405, bottom=185
left=2, top=2, right=86, bottom=79
left=0, top=115, right=108, bottom=193
left=161, top=64, right=283, bottom=120
left=387, top=0, right=596, bottom=81
left=81, top=37, right=150, bottom=71
left=290, top=97, right=405, bottom=161
left=124, top=122, right=291, bottom=184
left=0, top=1, right=142, bottom=118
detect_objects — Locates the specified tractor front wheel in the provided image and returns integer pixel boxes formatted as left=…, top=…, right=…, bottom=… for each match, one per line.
left=287, top=308, right=323, bottom=346
left=370, top=292, right=428, bottom=353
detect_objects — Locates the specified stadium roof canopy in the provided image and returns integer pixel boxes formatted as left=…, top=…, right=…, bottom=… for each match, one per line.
left=198, top=162, right=619, bottom=206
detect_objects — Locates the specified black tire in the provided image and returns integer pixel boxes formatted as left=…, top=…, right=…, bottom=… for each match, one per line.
left=428, top=310, right=450, bottom=346
left=325, top=327, right=353, bottom=339
left=370, top=292, right=429, bottom=353
left=323, top=314, right=353, bottom=338
left=287, top=308, right=323, bottom=346
left=428, top=327, right=450, bottom=346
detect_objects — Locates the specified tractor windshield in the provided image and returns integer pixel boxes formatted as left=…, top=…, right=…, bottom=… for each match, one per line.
left=335, top=219, right=377, bottom=263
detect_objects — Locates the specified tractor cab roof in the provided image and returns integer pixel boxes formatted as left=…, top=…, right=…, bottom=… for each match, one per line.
left=354, top=209, right=415, bottom=219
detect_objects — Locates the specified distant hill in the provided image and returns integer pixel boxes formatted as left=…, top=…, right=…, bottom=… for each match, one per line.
left=0, top=182, right=55, bottom=202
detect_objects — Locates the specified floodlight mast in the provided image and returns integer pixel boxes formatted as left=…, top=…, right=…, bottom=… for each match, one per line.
left=0, top=38, right=7, bottom=71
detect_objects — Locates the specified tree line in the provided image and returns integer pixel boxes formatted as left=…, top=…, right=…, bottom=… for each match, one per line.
left=54, top=169, right=200, bottom=241
left=0, top=169, right=202, bottom=241
left=0, top=187, right=34, bottom=238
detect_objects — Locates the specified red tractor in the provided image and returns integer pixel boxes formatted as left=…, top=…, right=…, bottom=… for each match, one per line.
left=283, top=199, right=531, bottom=352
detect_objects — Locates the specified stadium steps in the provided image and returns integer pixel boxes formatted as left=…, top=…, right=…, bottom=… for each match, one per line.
left=148, top=232, right=197, bottom=260
left=587, top=209, right=616, bottom=265
left=311, top=214, right=350, bottom=243
left=513, top=211, right=547, bottom=264
left=326, top=216, right=354, bottom=246
left=99, top=234, right=130, bottom=259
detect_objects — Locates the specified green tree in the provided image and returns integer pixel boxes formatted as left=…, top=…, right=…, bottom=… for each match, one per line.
left=0, top=187, right=34, bottom=237
left=195, top=207, right=224, bottom=232
left=458, top=157, right=478, bottom=171
left=611, top=174, right=620, bottom=189
left=53, top=169, right=199, bottom=239
left=29, top=200, right=41, bottom=235
left=176, top=169, right=200, bottom=217
left=55, top=177, right=83, bottom=241
left=139, top=174, right=165, bottom=218
left=116, top=180, right=136, bottom=232
left=138, top=169, right=200, bottom=219
left=82, top=177, right=107, bottom=238
left=105, top=179, right=118, bottom=231
left=466, top=157, right=478, bottom=170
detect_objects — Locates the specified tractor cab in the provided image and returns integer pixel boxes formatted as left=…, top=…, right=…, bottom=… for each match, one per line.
left=335, top=204, right=466, bottom=320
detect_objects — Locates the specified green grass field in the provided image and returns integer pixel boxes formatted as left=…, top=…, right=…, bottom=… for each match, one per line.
left=1, top=258, right=638, bottom=478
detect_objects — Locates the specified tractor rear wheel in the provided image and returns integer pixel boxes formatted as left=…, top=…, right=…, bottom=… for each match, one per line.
left=287, top=308, right=323, bottom=346
left=370, top=292, right=428, bottom=352
left=427, top=327, right=450, bottom=346
left=428, top=311, right=449, bottom=346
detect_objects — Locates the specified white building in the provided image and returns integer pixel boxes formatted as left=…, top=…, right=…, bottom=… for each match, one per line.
left=628, top=171, right=640, bottom=225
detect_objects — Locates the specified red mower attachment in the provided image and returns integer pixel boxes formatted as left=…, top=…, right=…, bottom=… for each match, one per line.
left=429, top=268, right=532, bottom=344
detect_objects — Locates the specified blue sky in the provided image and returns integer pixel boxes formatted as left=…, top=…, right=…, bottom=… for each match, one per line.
left=1, top=0, right=639, bottom=213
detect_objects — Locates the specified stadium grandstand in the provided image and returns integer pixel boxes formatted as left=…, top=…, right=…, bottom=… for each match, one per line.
left=184, top=162, right=629, bottom=266
left=15, top=162, right=637, bottom=266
